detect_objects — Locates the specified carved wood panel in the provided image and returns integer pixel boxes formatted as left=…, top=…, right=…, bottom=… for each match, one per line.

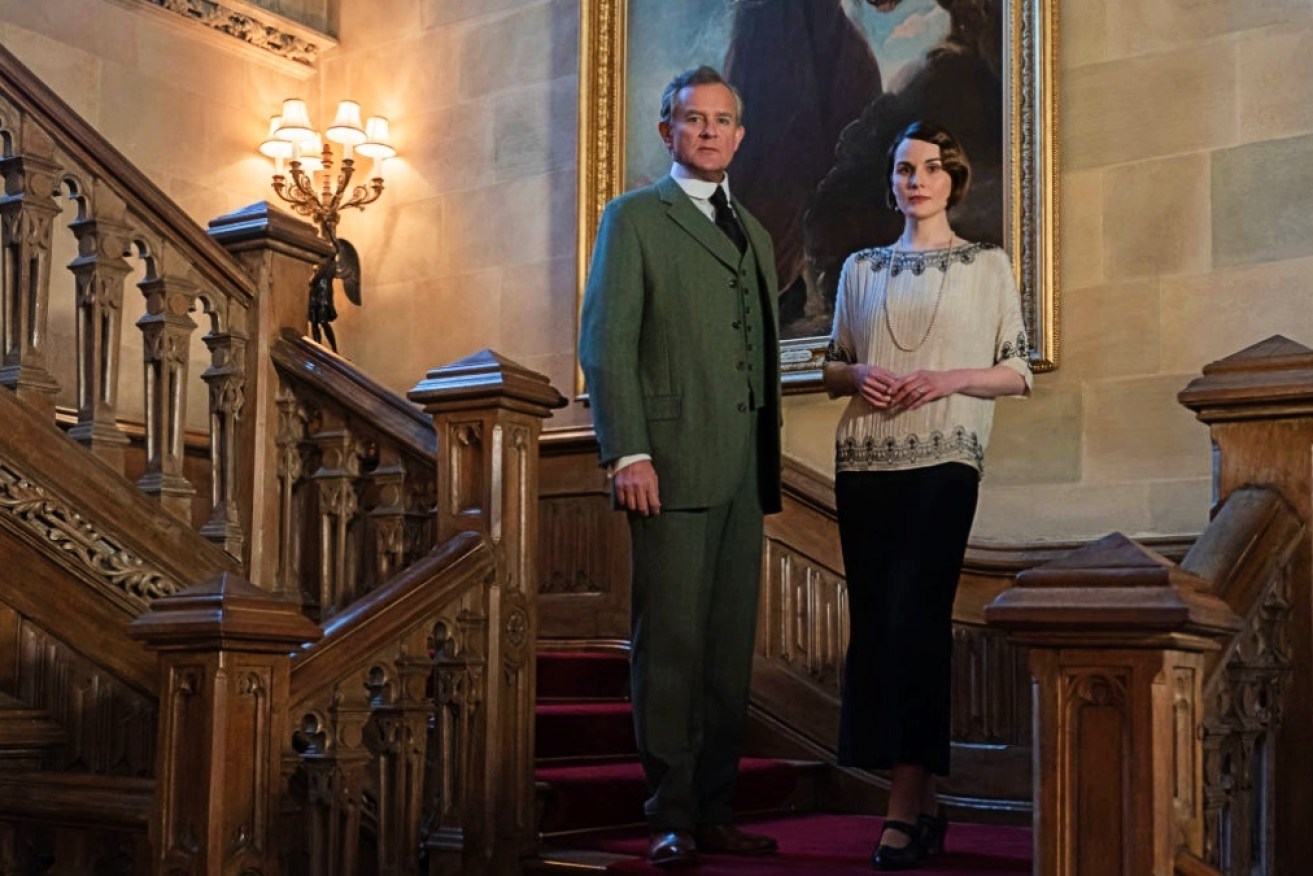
left=952, top=624, right=1031, bottom=746
left=536, top=442, right=630, bottom=641
left=17, top=619, right=154, bottom=776
left=760, top=537, right=847, bottom=694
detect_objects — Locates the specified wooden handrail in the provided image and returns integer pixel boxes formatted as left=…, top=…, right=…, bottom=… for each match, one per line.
left=271, top=329, right=436, bottom=460
left=290, top=530, right=492, bottom=698
left=0, top=43, right=254, bottom=302
left=0, top=373, right=238, bottom=635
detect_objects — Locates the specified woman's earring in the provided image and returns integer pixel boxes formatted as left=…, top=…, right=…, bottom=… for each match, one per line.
left=886, top=189, right=900, bottom=211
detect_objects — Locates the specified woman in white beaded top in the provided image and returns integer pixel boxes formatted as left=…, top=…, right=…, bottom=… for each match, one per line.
left=822, top=121, right=1031, bottom=871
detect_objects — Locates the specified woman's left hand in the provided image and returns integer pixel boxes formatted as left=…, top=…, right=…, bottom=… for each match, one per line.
left=889, top=370, right=960, bottom=412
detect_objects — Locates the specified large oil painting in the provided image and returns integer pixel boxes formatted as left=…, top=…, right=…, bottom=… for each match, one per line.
left=577, top=0, right=1058, bottom=394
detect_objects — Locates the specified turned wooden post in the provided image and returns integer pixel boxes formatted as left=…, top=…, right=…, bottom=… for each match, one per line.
left=985, top=534, right=1240, bottom=876
left=129, top=572, right=321, bottom=875
left=408, top=351, right=564, bottom=874
left=1178, top=335, right=1313, bottom=874
left=208, top=203, right=333, bottom=590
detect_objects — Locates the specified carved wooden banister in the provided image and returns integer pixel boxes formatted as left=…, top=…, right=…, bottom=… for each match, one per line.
left=129, top=572, right=322, bottom=876
left=0, top=42, right=256, bottom=554
left=1178, top=335, right=1313, bottom=875
left=409, top=350, right=565, bottom=874
left=985, top=534, right=1243, bottom=876
left=0, top=379, right=239, bottom=619
left=289, top=530, right=490, bottom=697
left=283, top=531, right=493, bottom=876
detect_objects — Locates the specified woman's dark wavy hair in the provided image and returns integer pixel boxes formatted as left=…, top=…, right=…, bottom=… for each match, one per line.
left=886, top=120, right=972, bottom=209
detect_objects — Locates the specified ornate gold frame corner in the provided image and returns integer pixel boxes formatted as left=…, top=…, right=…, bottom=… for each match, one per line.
left=576, top=0, right=1060, bottom=397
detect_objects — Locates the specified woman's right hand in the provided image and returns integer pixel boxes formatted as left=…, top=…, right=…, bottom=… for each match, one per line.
left=852, top=364, right=900, bottom=409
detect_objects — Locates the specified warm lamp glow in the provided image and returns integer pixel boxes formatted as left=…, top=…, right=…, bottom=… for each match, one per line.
left=356, top=116, right=396, bottom=160
left=259, top=116, right=294, bottom=158
left=326, top=100, right=366, bottom=145
left=275, top=98, right=315, bottom=141
left=295, top=135, right=325, bottom=172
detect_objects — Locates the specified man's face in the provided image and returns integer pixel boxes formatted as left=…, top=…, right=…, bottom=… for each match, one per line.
left=659, top=83, right=745, bottom=183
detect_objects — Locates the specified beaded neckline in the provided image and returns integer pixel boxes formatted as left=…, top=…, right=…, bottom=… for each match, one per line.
left=856, top=241, right=992, bottom=276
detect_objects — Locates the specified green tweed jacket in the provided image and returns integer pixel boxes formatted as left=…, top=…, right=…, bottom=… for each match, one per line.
left=579, top=175, right=782, bottom=513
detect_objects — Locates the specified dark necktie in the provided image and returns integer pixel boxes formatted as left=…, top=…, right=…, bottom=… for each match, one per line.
left=709, top=185, right=747, bottom=255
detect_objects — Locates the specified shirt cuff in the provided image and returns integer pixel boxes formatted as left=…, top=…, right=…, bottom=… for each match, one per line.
left=610, top=453, right=652, bottom=476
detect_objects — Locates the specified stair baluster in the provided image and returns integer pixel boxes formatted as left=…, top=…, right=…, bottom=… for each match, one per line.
left=134, top=271, right=199, bottom=522
left=197, top=299, right=248, bottom=557
left=66, top=195, right=133, bottom=468
left=307, top=406, right=362, bottom=618
left=0, top=133, right=61, bottom=415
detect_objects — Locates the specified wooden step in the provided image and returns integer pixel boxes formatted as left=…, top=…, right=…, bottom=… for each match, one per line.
left=0, top=772, right=153, bottom=829
left=0, top=693, right=66, bottom=771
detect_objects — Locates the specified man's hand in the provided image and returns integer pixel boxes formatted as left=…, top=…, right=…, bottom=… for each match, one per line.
left=614, top=459, right=661, bottom=516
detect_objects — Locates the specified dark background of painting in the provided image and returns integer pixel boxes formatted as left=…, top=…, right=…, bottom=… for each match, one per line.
left=625, top=0, right=1004, bottom=342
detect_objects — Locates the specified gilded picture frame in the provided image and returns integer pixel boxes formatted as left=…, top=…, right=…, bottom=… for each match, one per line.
left=575, top=0, right=1059, bottom=396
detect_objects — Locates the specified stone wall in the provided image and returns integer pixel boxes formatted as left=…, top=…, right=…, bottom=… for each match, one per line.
left=321, top=0, right=584, bottom=425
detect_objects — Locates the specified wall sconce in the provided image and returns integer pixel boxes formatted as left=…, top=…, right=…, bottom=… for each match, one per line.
left=258, top=98, right=397, bottom=352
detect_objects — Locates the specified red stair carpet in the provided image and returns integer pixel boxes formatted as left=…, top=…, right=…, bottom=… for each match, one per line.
left=534, top=650, right=1032, bottom=873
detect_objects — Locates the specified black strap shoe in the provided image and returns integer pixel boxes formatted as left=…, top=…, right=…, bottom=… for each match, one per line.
left=871, top=819, right=923, bottom=871
left=917, top=811, right=949, bottom=858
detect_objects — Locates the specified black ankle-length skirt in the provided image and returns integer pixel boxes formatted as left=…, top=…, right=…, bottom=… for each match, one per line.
left=835, top=462, right=979, bottom=776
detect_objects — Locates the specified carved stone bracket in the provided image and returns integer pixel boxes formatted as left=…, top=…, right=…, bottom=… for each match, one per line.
left=111, top=0, right=337, bottom=74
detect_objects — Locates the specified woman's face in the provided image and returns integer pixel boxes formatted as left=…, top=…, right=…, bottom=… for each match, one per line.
left=890, top=137, right=953, bottom=222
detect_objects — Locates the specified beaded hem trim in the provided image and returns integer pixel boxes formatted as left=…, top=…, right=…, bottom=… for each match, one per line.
left=836, top=427, right=984, bottom=472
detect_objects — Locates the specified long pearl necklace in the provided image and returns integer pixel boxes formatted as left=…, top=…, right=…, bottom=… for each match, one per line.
left=882, top=235, right=955, bottom=353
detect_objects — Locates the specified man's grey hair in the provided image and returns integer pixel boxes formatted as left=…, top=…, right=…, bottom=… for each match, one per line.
left=658, top=66, right=745, bottom=125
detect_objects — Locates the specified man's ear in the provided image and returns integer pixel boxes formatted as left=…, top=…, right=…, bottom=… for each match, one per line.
left=658, top=120, right=673, bottom=151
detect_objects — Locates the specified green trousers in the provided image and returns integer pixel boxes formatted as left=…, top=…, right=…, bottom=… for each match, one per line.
left=627, top=443, right=764, bottom=830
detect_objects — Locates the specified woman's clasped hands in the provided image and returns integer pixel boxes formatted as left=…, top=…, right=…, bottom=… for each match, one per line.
left=851, top=364, right=959, bottom=413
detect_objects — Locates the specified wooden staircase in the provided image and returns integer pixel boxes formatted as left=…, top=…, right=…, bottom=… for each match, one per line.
left=3, top=25, right=1312, bottom=876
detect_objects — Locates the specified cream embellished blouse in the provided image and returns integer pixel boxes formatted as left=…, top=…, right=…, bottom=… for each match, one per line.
left=825, top=242, right=1032, bottom=477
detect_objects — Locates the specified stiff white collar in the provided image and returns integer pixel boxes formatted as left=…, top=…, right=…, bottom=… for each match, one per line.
left=671, top=162, right=732, bottom=203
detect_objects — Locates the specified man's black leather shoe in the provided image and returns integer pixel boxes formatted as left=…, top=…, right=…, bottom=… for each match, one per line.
left=694, top=824, right=779, bottom=855
left=648, top=830, right=698, bottom=867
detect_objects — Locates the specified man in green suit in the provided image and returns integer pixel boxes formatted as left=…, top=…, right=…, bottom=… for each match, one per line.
left=579, top=66, right=783, bottom=867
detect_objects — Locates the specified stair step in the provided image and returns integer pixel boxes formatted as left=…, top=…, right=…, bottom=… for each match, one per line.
left=0, top=772, right=153, bottom=828
left=536, top=757, right=801, bottom=835
left=531, top=813, right=1033, bottom=874
left=0, top=693, right=66, bottom=768
left=537, top=650, right=630, bottom=701
left=536, top=701, right=636, bottom=762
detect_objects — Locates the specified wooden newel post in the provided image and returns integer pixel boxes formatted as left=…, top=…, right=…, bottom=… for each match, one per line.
left=407, top=351, right=565, bottom=872
left=208, top=203, right=333, bottom=591
left=129, top=573, right=322, bottom=875
left=1178, top=335, right=1313, bottom=874
left=985, top=535, right=1241, bottom=876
